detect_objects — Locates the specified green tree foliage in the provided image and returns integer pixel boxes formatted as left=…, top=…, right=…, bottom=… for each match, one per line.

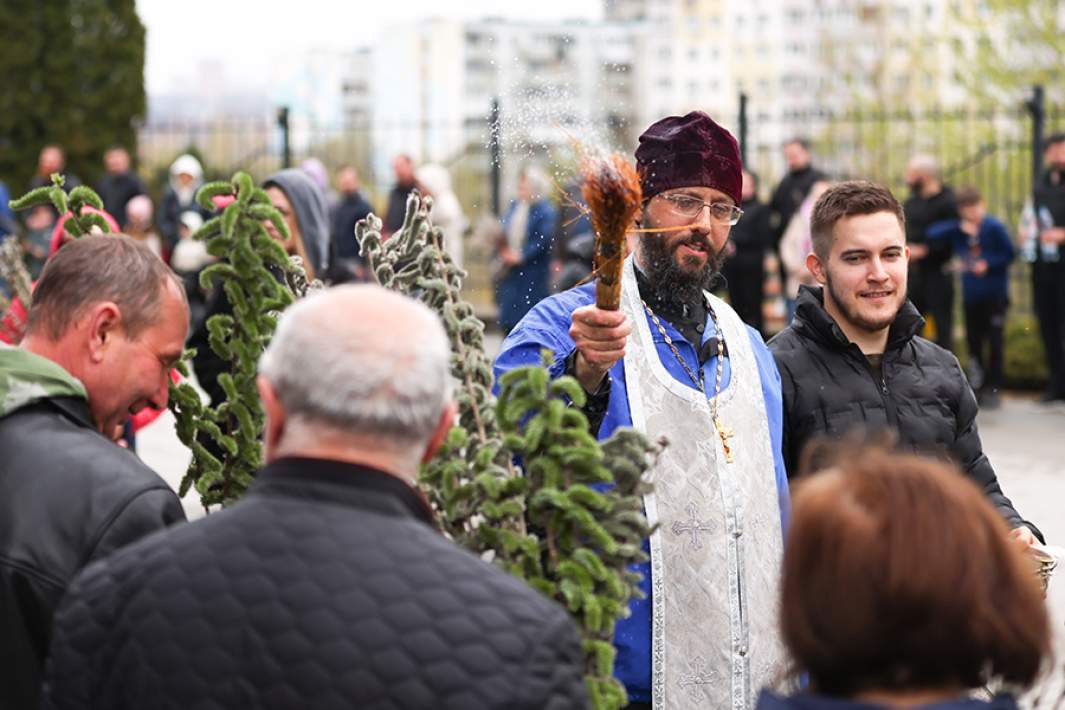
left=0, top=0, right=146, bottom=189
left=953, top=0, right=1065, bottom=105
left=359, top=191, right=659, bottom=709
left=168, top=172, right=299, bottom=507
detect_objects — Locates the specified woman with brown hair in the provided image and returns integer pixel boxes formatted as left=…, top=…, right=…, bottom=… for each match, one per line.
left=758, top=447, right=1051, bottom=710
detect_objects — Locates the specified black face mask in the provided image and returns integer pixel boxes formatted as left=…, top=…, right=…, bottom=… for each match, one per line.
left=907, top=177, right=925, bottom=194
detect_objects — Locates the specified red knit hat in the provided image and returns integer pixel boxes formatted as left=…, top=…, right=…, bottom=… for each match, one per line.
left=635, top=111, right=743, bottom=205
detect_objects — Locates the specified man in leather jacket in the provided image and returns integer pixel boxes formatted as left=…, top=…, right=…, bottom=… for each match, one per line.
left=0, top=236, right=188, bottom=709
left=769, top=181, right=1041, bottom=545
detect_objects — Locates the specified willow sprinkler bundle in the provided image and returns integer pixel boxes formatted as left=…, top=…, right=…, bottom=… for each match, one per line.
left=581, top=154, right=642, bottom=310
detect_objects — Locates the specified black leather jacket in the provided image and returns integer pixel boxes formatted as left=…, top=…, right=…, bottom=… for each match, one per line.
left=770, top=287, right=1041, bottom=540
left=0, top=396, right=185, bottom=709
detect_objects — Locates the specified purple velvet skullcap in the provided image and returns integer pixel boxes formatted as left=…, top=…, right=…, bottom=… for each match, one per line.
left=635, top=111, right=743, bottom=205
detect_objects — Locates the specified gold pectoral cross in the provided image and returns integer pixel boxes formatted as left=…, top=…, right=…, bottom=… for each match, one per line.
left=714, top=416, right=735, bottom=464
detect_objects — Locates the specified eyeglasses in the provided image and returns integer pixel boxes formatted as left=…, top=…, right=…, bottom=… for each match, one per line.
left=657, top=193, right=743, bottom=225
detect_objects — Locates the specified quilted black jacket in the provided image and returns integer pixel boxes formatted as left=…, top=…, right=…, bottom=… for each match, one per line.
left=42, top=457, right=589, bottom=710
left=0, top=396, right=186, bottom=710
left=770, top=287, right=1040, bottom=539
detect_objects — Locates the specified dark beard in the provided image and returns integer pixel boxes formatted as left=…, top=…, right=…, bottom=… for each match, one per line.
left=638, top=232, right=724, bottom=307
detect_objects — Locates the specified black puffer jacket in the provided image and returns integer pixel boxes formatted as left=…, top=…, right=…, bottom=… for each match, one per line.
left=0, top=397, right=185, bottom=710
left=42, top=458, right=589, bottom=710
left=770, top=287, right=1040, bottom=538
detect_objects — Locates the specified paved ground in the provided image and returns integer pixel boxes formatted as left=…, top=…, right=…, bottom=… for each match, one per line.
left=137, top=370, right=1065, bottom=703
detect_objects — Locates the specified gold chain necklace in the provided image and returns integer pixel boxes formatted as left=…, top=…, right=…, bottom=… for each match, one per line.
left=640, top=299, right=735, bottom=464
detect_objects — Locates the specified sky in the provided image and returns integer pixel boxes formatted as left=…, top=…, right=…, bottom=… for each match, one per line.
left=137, top=0, right=603, bottom=96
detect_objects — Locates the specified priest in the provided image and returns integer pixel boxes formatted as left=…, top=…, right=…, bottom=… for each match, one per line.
left=494, top=111, right=790, bottom=709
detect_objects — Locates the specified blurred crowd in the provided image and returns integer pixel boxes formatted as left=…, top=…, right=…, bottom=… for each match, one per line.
left=3, top=134, right=1065, bottom=410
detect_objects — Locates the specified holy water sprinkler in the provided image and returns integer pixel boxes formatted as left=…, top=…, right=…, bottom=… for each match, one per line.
left=581, top=153, right=642, bottom=311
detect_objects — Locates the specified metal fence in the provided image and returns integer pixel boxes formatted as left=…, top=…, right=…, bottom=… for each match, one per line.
left=137, top=97, right=1065, bottom=317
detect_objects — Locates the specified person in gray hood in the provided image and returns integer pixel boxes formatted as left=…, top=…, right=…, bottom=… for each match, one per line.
left=190, top=169, right=331, bottom=406
left=262, top=168, right=331, bottom=281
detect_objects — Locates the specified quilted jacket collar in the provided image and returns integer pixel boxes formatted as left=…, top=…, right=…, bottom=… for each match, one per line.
left=251, top=457, right=436, bottom=527
left=793, top=285, right=925, bottom=352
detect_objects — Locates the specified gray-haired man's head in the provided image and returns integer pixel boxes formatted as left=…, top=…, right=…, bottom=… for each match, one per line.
left=257, top=285, right=454, bottom=472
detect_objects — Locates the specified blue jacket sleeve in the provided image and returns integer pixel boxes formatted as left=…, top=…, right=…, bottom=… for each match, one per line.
left=926, top=219, right=964, bottom=254
left=493, top=289, right=591, bottom=395
left=747, top=326, right=791, bottom=538
left=521, top=201, right=557, bottom=262
left=982, top=219, right=1015, bottom=270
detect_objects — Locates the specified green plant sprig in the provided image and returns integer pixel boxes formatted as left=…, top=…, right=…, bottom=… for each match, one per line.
left=168, top=171, right=300, bottom=508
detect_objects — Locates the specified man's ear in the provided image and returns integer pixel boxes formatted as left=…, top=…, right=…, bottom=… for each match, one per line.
left=86, top=301, right=123, bottom=363
left=422, top=401, right=457, bottom=464
left=257, top=375, right=286, bottom=464
left=806, top=252, right=828, bottom=285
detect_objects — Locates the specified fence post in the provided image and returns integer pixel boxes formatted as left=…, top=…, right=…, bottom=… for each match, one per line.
left=1026, top=85, right=1045, bottom=192
left=277, top=106, right=291, bottom=169
left=738, top=92, right=749, bottom=165
left=489, top=98, right=502, bottom=217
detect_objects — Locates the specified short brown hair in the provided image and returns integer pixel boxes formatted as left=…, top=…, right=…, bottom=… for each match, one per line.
left=781, top=447, right=1049, bottom=697
left=27, top=235, right=183, bottom=341
left=956, top=185, right=982, bottom=207
left=810, top=180, right=905, bottom=259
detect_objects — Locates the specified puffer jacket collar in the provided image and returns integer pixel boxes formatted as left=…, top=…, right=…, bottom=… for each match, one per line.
left=792, top=285, right=925, bottom=353
left=250, top=456, right=437, bottom=527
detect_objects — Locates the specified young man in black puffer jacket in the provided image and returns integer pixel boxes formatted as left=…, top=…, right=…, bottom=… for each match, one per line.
left=769, top=181, right=1042, bottom=545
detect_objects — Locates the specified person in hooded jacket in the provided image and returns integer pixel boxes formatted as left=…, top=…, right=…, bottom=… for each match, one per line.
left=159, top=154, right=211, bottom=256
left=756, top=445, right=1049, bottom=710
left=190, top=169, right=331, bottom=406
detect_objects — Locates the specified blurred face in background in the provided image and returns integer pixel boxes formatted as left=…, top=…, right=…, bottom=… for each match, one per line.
left=959, top=201, right=986, bottom=225
left=784, top=142, right=810, bottom=172
left=38, top=146, right=64, bottom=176
left=393, top=156, right=414, bottom=186
left=336, top=167, right=359, bottom=195
left=517, top=174, right=532, bottom=201
left=741, top=170, right=756, bottom=202
left=105, top=148, right=131, bottom=175
left=1045, top=141, right=1065, bottom=171
left=264, top=186, right=302, bottom=254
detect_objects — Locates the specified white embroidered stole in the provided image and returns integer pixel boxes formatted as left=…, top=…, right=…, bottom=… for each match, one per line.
left=620, top=256, right=786, bottom=709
